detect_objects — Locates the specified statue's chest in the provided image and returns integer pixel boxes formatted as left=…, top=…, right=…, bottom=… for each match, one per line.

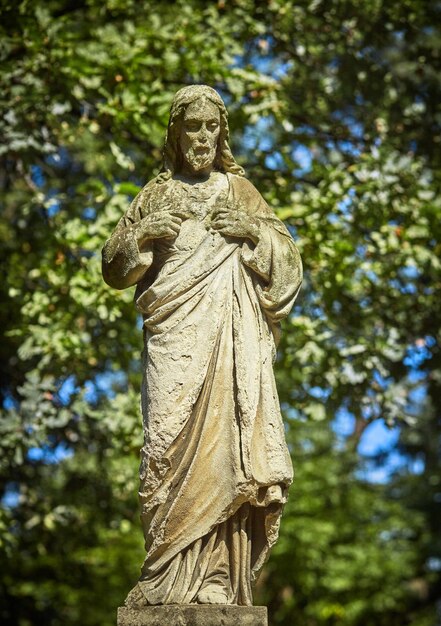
left=156, top=177, right=229, bottom=256
left=181, top=184, right=226, bottom=220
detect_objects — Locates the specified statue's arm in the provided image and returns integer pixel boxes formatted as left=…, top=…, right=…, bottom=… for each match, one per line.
left=242, top=220, right=302, bottom=321
left=102, top=187, right=153, bottom=290
left=234, top=178, right=303, bottom=321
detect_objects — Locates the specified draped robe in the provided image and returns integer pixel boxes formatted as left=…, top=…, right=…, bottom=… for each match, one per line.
left=102, top=172, right=302, bottom=605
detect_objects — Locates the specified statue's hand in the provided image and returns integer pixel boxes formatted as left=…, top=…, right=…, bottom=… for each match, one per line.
left=211, top=208, right=260, bottom=244
left=135, top=210, right=183, bottom=242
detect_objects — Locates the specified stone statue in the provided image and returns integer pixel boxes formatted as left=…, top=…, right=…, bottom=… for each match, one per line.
left=102, top=85, right=302, bottom=612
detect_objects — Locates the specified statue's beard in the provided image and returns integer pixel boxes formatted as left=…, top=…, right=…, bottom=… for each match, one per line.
left=183, top=145, right=216, bottom=171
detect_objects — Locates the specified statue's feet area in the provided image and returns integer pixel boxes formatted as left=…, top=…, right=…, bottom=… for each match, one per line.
left=197, top=585, right=228, bottom=604
left=124, top=584, right=145, bottom=608
left=125, top=582, right=230, bottom=606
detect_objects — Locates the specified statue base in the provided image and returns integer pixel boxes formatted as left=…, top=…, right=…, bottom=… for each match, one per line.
left=117, top=604, right=268, bottom=625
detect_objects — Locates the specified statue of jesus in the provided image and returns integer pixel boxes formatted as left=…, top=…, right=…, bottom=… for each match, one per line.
left=102, top=85, right=302, bottom=607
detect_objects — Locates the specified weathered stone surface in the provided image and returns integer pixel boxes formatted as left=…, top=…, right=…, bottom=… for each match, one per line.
left=102, top=85, right=303, bottom=609
left=117, top=604, right=268, bottom=626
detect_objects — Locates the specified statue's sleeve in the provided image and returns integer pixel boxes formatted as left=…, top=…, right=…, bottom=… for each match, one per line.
left=102, top=184, right=154, bottom=290
left=233, top=177, right=303, bottom=321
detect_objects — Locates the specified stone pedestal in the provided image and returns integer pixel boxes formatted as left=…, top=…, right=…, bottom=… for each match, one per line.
left=117, top=604, right=268, bottom=626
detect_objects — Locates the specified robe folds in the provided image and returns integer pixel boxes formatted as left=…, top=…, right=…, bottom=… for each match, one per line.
left=102, top=172, right=302, bottom=605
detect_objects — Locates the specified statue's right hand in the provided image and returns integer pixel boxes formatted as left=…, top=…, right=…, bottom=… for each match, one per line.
left=135, top=211, right=183, bottom=241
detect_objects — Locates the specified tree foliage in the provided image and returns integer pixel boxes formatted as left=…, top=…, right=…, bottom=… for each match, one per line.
left=1, top=1, right=440, bottom=625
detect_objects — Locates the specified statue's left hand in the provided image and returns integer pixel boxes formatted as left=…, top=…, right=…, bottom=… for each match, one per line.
left=211, top=208, right=260, bottom=244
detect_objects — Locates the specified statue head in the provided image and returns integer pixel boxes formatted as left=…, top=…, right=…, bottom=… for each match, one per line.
left=159, top=85, right=244, bottom=180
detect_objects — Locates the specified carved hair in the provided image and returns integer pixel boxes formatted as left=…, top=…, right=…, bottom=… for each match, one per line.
left=158, top=85, right=245, bottom=182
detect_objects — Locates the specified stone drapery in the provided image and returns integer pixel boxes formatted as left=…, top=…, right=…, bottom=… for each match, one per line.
left=102, top=172, right=302, bottom=605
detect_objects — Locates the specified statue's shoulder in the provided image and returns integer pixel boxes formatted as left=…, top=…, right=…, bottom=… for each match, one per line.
left=228, top=173, right=269, bottom=212
left=135, top=175, right=173, bottom=215
left=139, top=174, right=169, bottom=200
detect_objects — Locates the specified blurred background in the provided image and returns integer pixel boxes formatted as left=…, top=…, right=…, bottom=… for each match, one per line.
left=1, top=1, right=440, bottom=624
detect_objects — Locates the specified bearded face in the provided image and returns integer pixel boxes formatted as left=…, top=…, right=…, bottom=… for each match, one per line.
left=179, top=97, right=221, bottom=173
